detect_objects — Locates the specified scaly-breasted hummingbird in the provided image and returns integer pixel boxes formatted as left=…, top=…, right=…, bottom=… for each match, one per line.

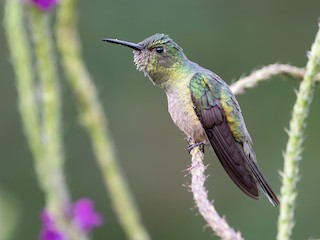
left=103, top=33, right=279, bottom=206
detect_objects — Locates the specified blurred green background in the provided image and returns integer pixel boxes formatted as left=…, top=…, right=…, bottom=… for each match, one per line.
left=1, top=0, right=320, bottom=239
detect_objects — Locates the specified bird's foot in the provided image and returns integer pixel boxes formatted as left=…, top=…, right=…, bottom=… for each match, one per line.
left=188, top=141, right=206, bottom=153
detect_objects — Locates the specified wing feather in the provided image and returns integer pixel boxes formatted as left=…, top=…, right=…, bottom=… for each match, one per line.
left=190, top=72, right=279, bottom=205
left=201, top=106, right=259, bottom=198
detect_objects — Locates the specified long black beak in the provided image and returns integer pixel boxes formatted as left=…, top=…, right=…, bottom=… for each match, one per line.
left=102, top=38, right=144, bottom=51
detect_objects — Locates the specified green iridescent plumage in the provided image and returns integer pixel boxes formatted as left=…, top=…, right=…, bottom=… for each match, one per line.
left=104, top=33, right=279, bottom=206
left=189, top=72, right=279, bottom=204
left=190, top=72, right=246, bottom=142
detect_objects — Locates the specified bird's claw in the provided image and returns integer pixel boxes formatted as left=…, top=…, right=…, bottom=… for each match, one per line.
left=188, top=141, right=206, bottom=153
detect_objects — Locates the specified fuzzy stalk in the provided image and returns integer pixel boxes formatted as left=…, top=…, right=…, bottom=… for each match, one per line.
left=4, top=0, right=42, bottom=168
left=189, top=145, right=243, bottom=240
left=231, top=64, right=307, bottom=95
left=55, top=1, right=150, bottom=240
left=0, top=189, right=19, bottom=240
left=27, top=7, right=87, bottom=240
left=277, top=25, right=320, bottom=240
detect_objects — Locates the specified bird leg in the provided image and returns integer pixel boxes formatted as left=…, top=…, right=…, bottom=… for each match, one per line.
left=187, top=140, right=206, bottom=153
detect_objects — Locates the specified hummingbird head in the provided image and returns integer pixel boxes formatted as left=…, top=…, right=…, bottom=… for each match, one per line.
left=104, top=34, right=189, bottom=86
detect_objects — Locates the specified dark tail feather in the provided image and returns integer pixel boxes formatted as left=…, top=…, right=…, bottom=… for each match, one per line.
left=199, top=105, right=279, bottom=205
left=244, top=153, right=280, bottom=206
left=206, top=127, right=260, bottom=200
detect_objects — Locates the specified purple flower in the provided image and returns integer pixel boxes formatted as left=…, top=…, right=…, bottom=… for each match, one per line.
left=31, top=0, right=59, bottom=11
left=39, top=198, right=103, bottom=239
left=73, top=198, right=104, bottom=232
left=40, top=228, right=65, bottom=240
left=40, top=211, right=65, bottom=240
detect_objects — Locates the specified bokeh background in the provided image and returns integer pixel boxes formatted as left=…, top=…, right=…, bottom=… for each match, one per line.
left=1, top=0, right=320, bottom=239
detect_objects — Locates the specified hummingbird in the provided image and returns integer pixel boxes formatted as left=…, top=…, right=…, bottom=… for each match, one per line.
left=103, top=33, right=279, bottom=206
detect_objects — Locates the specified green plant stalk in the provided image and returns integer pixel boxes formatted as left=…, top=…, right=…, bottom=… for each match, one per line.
left=27, top=7, right=87, bottom=240
left=4, top=0, right=42, bottom=167
left=4, top=1, right=82, bottom=238
left=277, top=25, right=320, bottom=240
left=55, top=1, right=151, bottom=240
left=231, top=64, right=306, bottom=95
left=0, top=190, right=19, bottom=240
left=28, top=6, right=68, bottom=216
left=189, top=145, right=243, bottom=240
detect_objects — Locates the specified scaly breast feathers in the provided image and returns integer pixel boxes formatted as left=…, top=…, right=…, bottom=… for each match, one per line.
left=166, top=85, right=207, bottom=143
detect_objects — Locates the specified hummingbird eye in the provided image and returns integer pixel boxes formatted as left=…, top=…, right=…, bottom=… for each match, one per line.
left=155, top=46, right=164, bottom=53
